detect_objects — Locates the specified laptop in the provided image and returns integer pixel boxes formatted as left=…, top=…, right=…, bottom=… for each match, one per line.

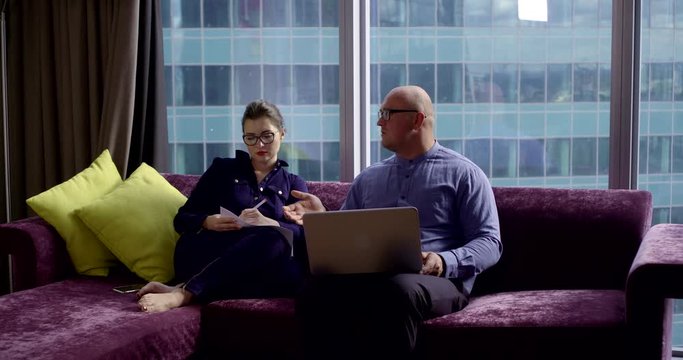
left=303, top=207, right=423, bottom=275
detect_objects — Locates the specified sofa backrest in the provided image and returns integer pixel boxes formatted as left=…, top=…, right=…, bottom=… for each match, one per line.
left=162, top=174, right=351, bottom=211
left=163, top=174, right=653, bottom=295
left=473, top=187, right=653, bottom=296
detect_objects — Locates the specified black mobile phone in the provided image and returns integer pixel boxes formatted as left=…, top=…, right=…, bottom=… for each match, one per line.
left=112, top=284, right=145, bottom=294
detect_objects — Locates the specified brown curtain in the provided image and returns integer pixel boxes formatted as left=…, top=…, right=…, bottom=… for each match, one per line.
left=6, top=0, right=168, bottom=220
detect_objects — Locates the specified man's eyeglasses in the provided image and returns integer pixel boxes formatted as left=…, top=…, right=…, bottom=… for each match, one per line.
left=243, top=131, right=278, bottom=146
left=378, top=109, right=418, bottom=122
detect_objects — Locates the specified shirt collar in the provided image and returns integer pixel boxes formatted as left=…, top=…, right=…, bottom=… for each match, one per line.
left=395, top=140, right=440, bottom=166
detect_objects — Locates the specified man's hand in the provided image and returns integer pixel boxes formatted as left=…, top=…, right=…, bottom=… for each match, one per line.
left=239, top=208, right=278, bottom=226
left=420, top=252, right=443, bottom=276
left=283, top=190, right=326, bottom=225
left=202, top=214, right=242, bottom=232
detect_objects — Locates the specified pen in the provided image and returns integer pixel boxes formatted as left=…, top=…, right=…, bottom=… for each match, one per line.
left=253, top=199, right=267, bottom=210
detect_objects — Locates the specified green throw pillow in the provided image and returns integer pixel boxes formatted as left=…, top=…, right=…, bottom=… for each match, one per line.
left=25, top=149, right=122, bottom=276
left=75, top=163, right=187, bottom=283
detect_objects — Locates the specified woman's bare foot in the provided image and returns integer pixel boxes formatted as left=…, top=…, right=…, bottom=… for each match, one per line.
left=136, top=281, right=176, bottom=298
left=138, top=287, right=193, bottom=313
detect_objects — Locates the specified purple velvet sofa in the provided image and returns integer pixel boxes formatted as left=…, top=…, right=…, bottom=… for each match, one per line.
left=1, top=173, right=682, bottom=359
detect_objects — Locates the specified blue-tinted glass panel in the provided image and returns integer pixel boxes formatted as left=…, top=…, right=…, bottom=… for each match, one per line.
left=293, top=65, right=321, bottom=104
left=161, top=0, right=171, bottom=28
left=546, top=138, right=570, bottom=176
left=379, top=0, right=407, bottom=27
left=639, top=137, right=648, bottom=174
left=464, top=139, right=490, bottom=176
left=234, top=65, right=261, bottom=105
left=492, top=139, right=517, bottom=178
left=409, top=0, right=436, bottom=26
left=409, top=64, right=435, bottom=99
left=599, top=0, right=612, bottom=27
left=574, top=0, right=598, bottom=27
left=492, top=64, right=518, bottom=103
left=175, top=143, right=204, bottom=174
left=599, top=64, right=611, bottom=101
left=264, top=65, right=292, bottom=105
left=648, top=136, right=672, bottom=173
left=573, top=63, right=598, bottom=102
left=204, top=66, right=231, bottom=105
left=164, top=66, right=174, bottom=105
left=598, top=137, right=609, bottom=175
left=322, top=0, right=339, bottom=27
left=436, top=63, right=463, bottom=104
left=204, top=0, right=230, bottom=28
left=175, top=66, right=203, bottom=106
left=463, top=0, right=491, bottom=27
left=263, top=0, right=290, bottom=27
left=294, top=0, right=320, bottom=27
left=652, top=207, right=670, bottom=224
left=674, top=135, right=683, bottom=173
left=672, top=207, right=683, bottom=224
left=322, top=141, right=340, bottom=181
left=651, top=0, right=675, bottom=28
left=380, top=64, right=407, bottom=99
left=675, top=63, right=683, bottom=101
left=548, top=64, right=572, bottom=102
left=440, top=139, right=463, bottom=154
left=520, top=64, right=545, bottom=103
left=465, top=64, right=491, bottom=103
left=548, top=0, right=572, bottom=26
left=572, top=138, right=597, bottom=176
left=290, top=142, right=321, bottom=180
left=322, top=65, right=340, bottom=104
left=437, top=0, right=463, bottom=27
left=206, top=143, right=232, bottom=164
left=492, top=0, right=518, bottom=27
left=641, top=63, right=650, bottom=101
left=520, top=139, right=544, bottom=177
left=650, top=63, right=674, bottom=101
left=177, top=0, right=201, bottom=28
left=233, top=0, right=260, bottom=28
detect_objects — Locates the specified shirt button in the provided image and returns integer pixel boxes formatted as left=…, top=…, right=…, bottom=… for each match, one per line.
left=254, top=196, right=259, bottom=200
left=234, top=179, right=239, bottom=183
left=259, top=187, right=264, bottom=192
left=401, top=196, right=406, bottom=200
left=278, top=190, right=283, bottom=195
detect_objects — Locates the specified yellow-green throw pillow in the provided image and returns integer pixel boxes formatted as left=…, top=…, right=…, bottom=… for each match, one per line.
left=75, top=163, right=187, bottom=283
left=25, top=149, right=122, bottom=276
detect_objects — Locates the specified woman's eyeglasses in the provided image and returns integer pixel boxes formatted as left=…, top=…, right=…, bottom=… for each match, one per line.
left=242, top=131, right=278, bottom=146
left=378, top=109, right=418, bottom=122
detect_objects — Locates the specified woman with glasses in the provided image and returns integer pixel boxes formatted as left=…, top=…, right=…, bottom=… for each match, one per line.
left=137, top=99, right=308, bottom=313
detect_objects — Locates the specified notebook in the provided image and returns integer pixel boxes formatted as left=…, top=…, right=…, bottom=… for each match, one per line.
left=302, top=207, right=423, bottom=275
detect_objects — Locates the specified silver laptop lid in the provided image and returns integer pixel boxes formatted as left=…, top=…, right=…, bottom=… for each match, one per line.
left=303, top=207, right=422, bottom=275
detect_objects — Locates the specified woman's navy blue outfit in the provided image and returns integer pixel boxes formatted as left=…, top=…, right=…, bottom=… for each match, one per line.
left=173, top=150, right=308, bottom=302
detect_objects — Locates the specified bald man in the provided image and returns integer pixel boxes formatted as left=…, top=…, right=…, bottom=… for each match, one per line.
left=285, top=85, right=502, bottom=359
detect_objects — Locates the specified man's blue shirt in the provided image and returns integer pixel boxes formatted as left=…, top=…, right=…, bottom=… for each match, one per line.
left=341, top=142, right=502, bottom=294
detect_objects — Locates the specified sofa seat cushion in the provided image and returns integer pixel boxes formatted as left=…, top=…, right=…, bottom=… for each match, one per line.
left=421, top=289, right=626, bottom=359
left=0, top=276, right=201, bottom=359
left=202, top=298, right=299, bottom=358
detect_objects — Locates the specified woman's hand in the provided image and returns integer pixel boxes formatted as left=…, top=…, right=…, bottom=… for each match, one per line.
left=283, top=190, right=326, bottom=225
left=202, top=214, right=242, bottom=232
left=239, top=208, right=279, bottom=227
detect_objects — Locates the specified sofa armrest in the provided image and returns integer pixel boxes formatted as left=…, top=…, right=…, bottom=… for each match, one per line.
left=0, top=216, right=73, bottom=292
left=626, top=223, right=683, bottom=360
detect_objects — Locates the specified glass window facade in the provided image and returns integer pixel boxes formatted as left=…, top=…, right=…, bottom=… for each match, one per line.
left=161, top=0, right=683, bottom=347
